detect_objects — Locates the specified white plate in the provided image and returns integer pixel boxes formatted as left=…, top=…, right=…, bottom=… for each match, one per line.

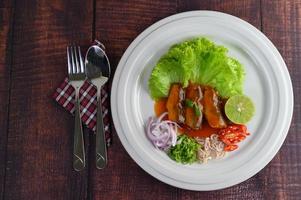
left=111, top=11, right=293, bottom=191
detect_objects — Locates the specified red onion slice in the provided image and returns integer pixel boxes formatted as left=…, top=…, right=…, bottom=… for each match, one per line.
left=146, top=112, right=178, bottom=150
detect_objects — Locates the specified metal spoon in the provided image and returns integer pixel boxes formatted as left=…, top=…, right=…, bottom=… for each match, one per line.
left=85, top=40, right=111, bottom=169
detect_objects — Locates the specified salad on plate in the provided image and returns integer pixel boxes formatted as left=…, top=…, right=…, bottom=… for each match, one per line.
left=146, top=37, right=255, bottom=164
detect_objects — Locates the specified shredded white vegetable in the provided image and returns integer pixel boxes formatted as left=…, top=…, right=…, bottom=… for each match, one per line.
left=146, top=112, right=178, bottom=150
left=196, top=134, right=225, bottom=163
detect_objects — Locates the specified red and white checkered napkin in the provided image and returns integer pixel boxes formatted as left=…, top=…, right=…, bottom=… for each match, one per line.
left=52, top=78, right=112, bottom=146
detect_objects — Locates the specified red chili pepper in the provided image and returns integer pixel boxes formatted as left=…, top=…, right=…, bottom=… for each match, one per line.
left=218, top=124, right=250, bottom=151
left=223, top=132, right=240, bottom=139
left=224, top=145, right=238, bottom=151
left=220, top=138, right=232, bottom=145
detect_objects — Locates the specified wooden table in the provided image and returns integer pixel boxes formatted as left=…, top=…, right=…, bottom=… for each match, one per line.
left=0, top=1, right=300, bottom=199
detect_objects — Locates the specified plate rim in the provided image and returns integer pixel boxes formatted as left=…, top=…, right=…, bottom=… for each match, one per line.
left=111, top=10, right=294, bottom=191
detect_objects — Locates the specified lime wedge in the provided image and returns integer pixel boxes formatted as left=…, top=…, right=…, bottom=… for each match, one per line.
left=225, top=95, right=255, bottom=124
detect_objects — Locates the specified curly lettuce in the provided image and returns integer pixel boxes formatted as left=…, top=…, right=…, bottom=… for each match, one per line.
left=148, top=37, right=245, bottom=99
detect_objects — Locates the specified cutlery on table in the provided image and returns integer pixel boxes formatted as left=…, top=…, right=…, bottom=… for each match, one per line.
left=85, top=40, right=111, bottom=169
left=67, top=46, right=86, bottom=171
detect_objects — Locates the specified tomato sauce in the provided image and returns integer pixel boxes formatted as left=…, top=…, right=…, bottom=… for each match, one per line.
left=183, top=122, right=220, bottom=138
left=154, top=98, right=168, bottom=117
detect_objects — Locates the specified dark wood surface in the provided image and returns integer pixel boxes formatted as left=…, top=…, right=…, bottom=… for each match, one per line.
left=0, top=0, right=13, bottom=198
left=0, top=0, right=300, bottom=199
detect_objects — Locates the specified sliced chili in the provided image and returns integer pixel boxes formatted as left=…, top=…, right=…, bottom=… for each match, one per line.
left=224, top=145, right=238, bottom=151
left=218, top=124, right=250, bottom=152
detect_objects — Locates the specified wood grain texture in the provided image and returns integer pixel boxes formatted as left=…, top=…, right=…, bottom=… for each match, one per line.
left=3, top=1, right=93, bottom=199
left=260, top=1, right=301, bottom=199
left=94, top=0, right=178, bottom=73
left=0, top=0, right=13, bottom=8
left=0, top=0, right=14, bottom=198
left=1, top=0, right=300, bottom=199
left=90, top=1, right=178, bottom=199
left=178, top=0, right=261, bottom=26
left=89, top=0, right=274, bottom=200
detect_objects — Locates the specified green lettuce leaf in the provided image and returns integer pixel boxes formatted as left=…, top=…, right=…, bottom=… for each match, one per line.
left=148, top=37, right=245, bottom=99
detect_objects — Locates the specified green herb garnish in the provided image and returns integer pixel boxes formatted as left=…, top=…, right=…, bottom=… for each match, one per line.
left=185, top=99, right=194, bottom=108
left=193, top=104, right=201, bottom=117
left=185, top=99, right=202, bottom=117
left=168, top=135, right=200, bottom=164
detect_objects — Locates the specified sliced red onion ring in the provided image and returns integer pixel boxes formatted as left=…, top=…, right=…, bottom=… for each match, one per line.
left=146, top=112, right=178, bottom=150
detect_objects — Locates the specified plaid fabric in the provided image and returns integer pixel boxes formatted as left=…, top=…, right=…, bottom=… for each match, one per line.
left=52, top=78, right=112, bottom=146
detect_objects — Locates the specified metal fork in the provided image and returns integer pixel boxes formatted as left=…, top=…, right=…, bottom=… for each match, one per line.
left=67, top=46, right=86, bottom=171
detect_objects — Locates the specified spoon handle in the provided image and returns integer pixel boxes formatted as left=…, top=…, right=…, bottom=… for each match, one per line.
left=96, top=87, right=107, bottom=169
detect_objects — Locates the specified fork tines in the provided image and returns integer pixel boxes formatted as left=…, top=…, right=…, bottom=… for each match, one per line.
left=67, top=46, right=85, bottom=79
